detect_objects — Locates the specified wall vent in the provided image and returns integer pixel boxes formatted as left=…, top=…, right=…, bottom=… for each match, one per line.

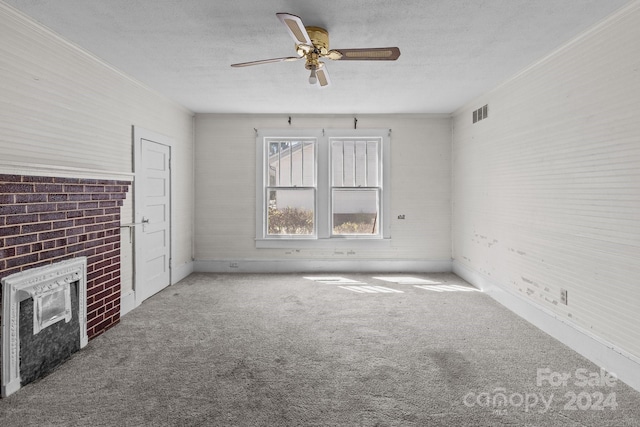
left=472, top=104, right=489, bottom=123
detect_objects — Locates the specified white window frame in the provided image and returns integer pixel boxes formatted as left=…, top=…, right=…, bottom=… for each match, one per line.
left=256, top=128, right=391, bottom=249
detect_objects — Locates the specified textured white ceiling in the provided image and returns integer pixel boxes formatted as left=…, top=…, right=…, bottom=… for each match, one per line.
left=5, top=0, right=632, bottom=114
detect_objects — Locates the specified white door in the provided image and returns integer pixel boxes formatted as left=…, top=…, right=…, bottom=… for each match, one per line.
left=134, top=128, right=172, bottom=304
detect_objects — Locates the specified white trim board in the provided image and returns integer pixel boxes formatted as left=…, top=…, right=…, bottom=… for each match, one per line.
left=172, top=261, right=194, bottom=284
left=0, top=161, right=134, bottom=181
left=453, top=260, right=640, bottom=393
left=194, top=259, right=452, bottom=274
left=120, top=290, right=136, bottom=317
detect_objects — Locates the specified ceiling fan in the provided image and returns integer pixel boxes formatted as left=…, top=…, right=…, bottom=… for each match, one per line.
left=231, top=13, right=401, bottom=87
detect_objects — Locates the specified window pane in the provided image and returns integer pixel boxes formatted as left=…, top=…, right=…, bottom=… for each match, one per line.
left=332, top=189, right=379, bottom=235
left=302, top=141, right=315, bottom=187
left=267, top=189, right=314, bottom=235
left=268, top=142, right=280, bottom=186
left=279, top=142, right=291, bottom=186
left=267, top=139, right=315, bottom=187
left=290, top=141, right=302, bottom=186
left=332, top=140, right=344, bottom=186
left=332, top=138, right=380, bottom=188
left=367, top=141, right=379, bottom=186
left=342, top=140, right=355, bottom=186
left=354, top=141, right=367, bottom=186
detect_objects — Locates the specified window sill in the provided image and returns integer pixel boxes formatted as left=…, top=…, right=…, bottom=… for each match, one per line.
left=255, top=238, right=392, bottom=249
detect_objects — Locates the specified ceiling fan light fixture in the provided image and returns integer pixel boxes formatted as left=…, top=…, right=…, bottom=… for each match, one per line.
left=232, top=13, right=401, bottom=88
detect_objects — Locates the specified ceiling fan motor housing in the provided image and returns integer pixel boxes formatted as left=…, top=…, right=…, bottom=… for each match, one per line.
left=305, top=26, right=330, bottom=54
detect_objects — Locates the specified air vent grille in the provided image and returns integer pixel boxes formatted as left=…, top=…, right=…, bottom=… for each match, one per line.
left=472, top=104, right=489, bottom=123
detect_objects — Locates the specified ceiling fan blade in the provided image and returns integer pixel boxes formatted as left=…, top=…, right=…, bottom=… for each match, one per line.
left=231, top=57, right=301, bottom=67
left=329, top=47, right=401, bottom=61
left=276, top=13, right=312, bottom=46
left=316, top=66, right=331, bottom=88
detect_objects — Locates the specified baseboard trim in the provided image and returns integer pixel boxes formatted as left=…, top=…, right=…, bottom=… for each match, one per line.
left=120, top=290, right=136, bottom=317
left=173, top=260, right=194, bottom=284
left=194, top=259, right=452, bottom=274
left=453, top=260, right=640, bottom=393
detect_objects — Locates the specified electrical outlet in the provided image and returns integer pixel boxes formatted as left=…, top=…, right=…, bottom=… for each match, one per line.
left=560, top=289, right=568, bottom=305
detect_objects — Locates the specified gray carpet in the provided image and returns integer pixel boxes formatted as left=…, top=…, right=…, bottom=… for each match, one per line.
left=1, top=273, right=639, bottom=426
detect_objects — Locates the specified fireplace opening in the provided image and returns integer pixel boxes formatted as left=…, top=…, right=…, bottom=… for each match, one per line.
left=19, top=280, right=81, bottom=386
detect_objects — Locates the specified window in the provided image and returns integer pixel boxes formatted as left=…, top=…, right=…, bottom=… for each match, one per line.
left=265, top=138, right=316, bottom=237
left=331, top=138, right=381, bottom=236
left=256, top=129, right=390, bottom=248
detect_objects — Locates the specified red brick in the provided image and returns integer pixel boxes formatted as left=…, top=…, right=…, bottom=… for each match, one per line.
left=68, top=193, right=92, bottom=201
left=48, top=194, right=68, bottom=202
left=23, top=176, right=53, bottom=183
left=75, top=217, right=95, bottom=225
left=22, top=222, right=52, bottom=233
left=85, top=224, right=106, bottom=233
left=16, top=244, right=31, bottom=255
left=78, top=202, right=99, bottom=209
left=39, top=248, right=67, bottom=261
left=53, top=177, right=80, bottom=184
left=15, top=194, right=47, bottom=203
left=0, top=247, right=16, bottom=258
left=87, top=300, right=105, bottom=314
left=6, top=253, right=39, bottom=269
left=87, top=313, right=105, bottom=330
left=39, top=230, right=66, bottom=240
left=53, top=220, right=75, bottom=229
left=88, top=254, right=104, bottom=264
left=66, top=243, right=85, bottom=253
left=84, top=209, right=105, bottom=217
left=39, top=212, right=66, bottom=221
left=63, top=184, right=84, bottom=193
left=86, top=283, right=105, bottom=297
left=42, top=240, right=56, bottom=250
left=34, top=183, right=63, bottom=192
left=55, top=202, right=78, bottom=211
left=0, top=194, right=15, bottom=204
left=0, top=183, right=34, bottom=193
left=94, top=216, right=115, bottom=224
left=91, top=193, right=110, bottom=201
left=104, top=306, right=119, bottom=320
left=6, top=214, right=38, bottom=225
left=94, top=259, right=113, bottom=271
left=66, top=210, right=84, bottom=219
left=0, top=204, right=27, bottom=215
left=5, top=234, right=38, bottom=246
left=0, top=225, right=21, bottom=237
left=0, top=174, right=23, bottom=182
left=26, top=203, right=56, bottom=213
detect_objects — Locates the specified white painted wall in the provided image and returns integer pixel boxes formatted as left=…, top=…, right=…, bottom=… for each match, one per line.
left=194, top=114, right=452, bottom=272
left=0, top=3, right=194, bottom=297
left=452, top=1, right=640, bottom=375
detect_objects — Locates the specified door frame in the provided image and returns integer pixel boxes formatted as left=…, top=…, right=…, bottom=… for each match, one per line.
left=132, top=126, right=174, bottom=307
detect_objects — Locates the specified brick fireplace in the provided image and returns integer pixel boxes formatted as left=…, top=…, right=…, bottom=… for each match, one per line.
left=0, top=174, right=131, bottom=341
